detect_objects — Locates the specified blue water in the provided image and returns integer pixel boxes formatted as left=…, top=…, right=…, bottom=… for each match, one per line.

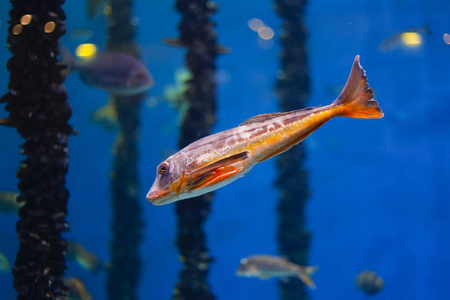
left=1, top=0, right=450, bottom=299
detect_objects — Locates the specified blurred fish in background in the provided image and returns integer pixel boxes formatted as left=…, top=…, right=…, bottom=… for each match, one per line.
left=67, top=242, right=109, bottom=273
left=355, top=269, right=384, bottom=295
left=236, top=255, right=318, bottom=289
left=90, top=100, right=118, bottom=131
left=61, top=44, right=153, bottom=96
left=86, top=0, right=110, bottom=19
left=162, top=68, right=192, bottom=122
left=0, top=190, right=23, bottom=213
left=65, top=277, right=93, bottom=300
left=0, top=253, right=10, bottom=272
left=379, top=24, right=431, bottom=52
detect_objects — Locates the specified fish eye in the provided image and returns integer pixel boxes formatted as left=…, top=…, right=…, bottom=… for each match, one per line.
left=158, top=163, right=168, bottom=174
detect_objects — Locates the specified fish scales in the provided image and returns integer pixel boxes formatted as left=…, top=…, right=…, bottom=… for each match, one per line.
left=183, top=105, right=339, bottom=168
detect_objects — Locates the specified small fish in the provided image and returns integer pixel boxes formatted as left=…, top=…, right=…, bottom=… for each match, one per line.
left=65, top=277, right=93, bottom=300
left=86, top=0, right=108, bottom=19
left=90, top=100, right=118, bottom=131
left=67, top=242, right=106, bottom=273
left=355, top=270, right=384, bottom=295
left=236, top=255, right=318, bottom=289
left=0, top=190, right=23, bottom=213
left=163, top=68, right=192, bottom=121
left=61, top=48, right=153, bottom=96
left=379, top=24, right=431, bottom=52
left=0, top=252, right=10, bottom=272
left=147, top=56, right=383, bottom=205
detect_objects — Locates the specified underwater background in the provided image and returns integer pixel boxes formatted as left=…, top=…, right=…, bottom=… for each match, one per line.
left=0, top=0, right=449, bottom=299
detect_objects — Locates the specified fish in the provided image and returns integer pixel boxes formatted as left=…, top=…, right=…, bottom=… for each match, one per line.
left=163, top=68, right=192, bottom=122
left=65, top=277, right=93, bottom=300
left=90, top=100, right=118, bottom=131
left=67, top=242, right=107, bottom=273
left=86, top=0, right=108, bottom=19
left=379, top=24, right=431, bottom=52
left=355, top=270, right=384, bottom=295
left=61, top=48, right=153, bottom=96
left=0, top=252, right=10, bottom=272
left=0, top=190, right=23, bottom=213
left=236, top=255, right=318, bottom=289
left=147, top=55, right=383, bottom=205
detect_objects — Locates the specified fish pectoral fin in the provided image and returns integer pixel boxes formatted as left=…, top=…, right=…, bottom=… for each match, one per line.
left=188, top=166, right=244, bottom=191
left=188, top=151, right=249, bottom=179
left=186, top=151, right=249, bottom=191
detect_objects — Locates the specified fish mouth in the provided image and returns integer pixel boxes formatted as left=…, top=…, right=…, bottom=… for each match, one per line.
left=146, top=190, right=170, bottom=206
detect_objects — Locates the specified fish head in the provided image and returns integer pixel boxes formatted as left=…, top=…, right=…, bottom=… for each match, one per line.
left=78, top=51, right=154, bottom=96
left=236, top=258, right=259, bottom=277
left=147, top=151, right=188, bottom=206
left=236, top=258, right=250, bottom=276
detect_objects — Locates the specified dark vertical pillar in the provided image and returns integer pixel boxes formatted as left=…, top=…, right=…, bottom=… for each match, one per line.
left=105, top=1, right=144, bottom=300
left=273, top=1, right=311, bottom=300
left=1, top=1, right=71, bottom=299
left=172, top=1, right=219, bottom=299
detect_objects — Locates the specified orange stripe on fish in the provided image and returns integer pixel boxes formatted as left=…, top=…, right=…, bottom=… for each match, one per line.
left=147, top=55, right=383, bottom=205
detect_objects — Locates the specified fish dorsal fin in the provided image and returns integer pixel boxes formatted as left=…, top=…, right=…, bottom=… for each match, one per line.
left=239, top=112, right=286, bottom=126
left=239, top=107, right=317, bottom=127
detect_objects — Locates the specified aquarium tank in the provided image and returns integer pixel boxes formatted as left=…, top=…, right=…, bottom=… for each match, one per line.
left=0, top=0, right=449, bottom=299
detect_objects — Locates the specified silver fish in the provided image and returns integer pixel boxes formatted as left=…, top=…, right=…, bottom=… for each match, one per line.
left=237, top=255, right=318, bottom=289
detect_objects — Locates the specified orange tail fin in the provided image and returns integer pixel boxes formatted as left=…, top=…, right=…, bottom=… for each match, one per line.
left=332, top=56, right=384, bottom=119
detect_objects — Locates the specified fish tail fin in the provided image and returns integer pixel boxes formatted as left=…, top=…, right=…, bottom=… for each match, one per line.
left=332, top=55, right=384, bottom=119
left=59, top=46, right=75, bottom=75
left=297, top=266, right=318, bottom=290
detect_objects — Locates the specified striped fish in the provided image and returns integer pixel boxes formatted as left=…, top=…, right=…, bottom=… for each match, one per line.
left=147, top=56, right=383, bottom=205
left=236, top=255, right=318, bottom=289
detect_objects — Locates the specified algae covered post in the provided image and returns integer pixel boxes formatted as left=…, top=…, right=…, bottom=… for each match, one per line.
left=273, top=0, right=312, bottom=299
left=0, top=1, right=71, bottom=298
left=172, top=0, right=220, bottom=299
left=105, top=0, right=145, bottom=300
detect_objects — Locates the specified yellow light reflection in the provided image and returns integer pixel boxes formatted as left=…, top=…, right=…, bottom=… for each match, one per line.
left=400, top=32, right=422, bottom=46
left=444, top=33, right=450, bottom=45
left=248, top=18, right=264, bottom=32
left=75, top=43, right=97, bottom=58
left=12, top=24, right=22, bottom=35
left=44, top=21, right=56, bottom=33
left=20, top=14, right=32, bottom=25
left=258, top=26, right=274, bottom=40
